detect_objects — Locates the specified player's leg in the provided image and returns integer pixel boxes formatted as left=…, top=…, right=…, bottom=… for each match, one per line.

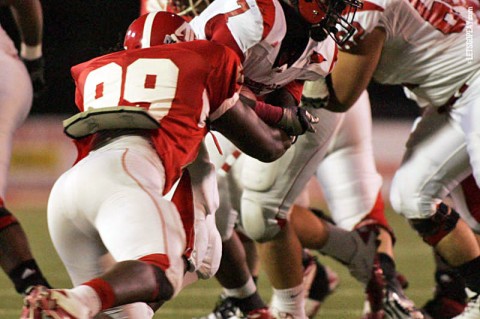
left=420, top=175, right=480, bottom=319
left=0, top=44, right=51, bottom=295
left=23, top=137, right=186, bottom=318
left=449, top=80, right=480, bottom=319
left=241, top=107, right=379, bottom=318
left=196, top=135, right=272, bottom=319
left=390, top=105, right=480, bottom=319
left=422, top=250, right=467, bottom=319
left=315, top=91, right=421, bottom=318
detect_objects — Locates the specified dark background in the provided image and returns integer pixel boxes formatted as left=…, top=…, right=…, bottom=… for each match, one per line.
left=1, top=1, right=420, bottom=118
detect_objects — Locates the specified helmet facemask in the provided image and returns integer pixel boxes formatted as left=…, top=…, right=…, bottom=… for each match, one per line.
left=168, top=0, right=211, bottom=20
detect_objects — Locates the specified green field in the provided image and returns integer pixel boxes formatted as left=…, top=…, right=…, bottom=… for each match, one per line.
left=0, top=206, right=435, bottom=318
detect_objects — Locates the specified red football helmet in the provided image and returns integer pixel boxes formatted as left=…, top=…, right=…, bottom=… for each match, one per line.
left=123, top=11, right=195, bottom=50
left=286, top=0, right=363, bottom=45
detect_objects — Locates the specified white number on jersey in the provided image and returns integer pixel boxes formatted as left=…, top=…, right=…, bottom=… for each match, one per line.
left=408, top=0, right=466, bottom=34
left=83, top=58, right=179, bottom=120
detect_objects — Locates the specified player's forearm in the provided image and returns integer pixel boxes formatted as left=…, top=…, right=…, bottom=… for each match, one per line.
left=212, top=101, right=291, bottom=163
left=10, top=0, right=43, bottom=48
left=321, top=74, right=357, bottom=112
left=323, top=28, right=386, bottom=113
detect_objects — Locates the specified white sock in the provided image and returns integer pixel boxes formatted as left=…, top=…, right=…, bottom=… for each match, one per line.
left=270, top=283, right=306, bottom=318
left=69, top=285, right=102, bottom=316
left=223, top=277, right=257, bottom=299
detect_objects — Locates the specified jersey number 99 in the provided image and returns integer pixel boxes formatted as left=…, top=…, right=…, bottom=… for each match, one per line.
left=82, top=58, right=179, bottom=120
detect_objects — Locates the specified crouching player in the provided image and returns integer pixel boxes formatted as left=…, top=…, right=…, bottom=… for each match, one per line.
left=20, top=11, right=317, bottom=319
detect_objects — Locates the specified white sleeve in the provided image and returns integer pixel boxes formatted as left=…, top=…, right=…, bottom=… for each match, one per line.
left=190, top=0, right=265, bottom=53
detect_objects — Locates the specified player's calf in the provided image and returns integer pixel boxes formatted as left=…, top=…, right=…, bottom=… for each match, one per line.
left=0, top=206, right=51, bottom=294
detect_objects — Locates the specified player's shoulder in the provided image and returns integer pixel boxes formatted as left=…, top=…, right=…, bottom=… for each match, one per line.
left=190, top=0, right=278, bottom=38
left=72, top=50, right=122, bottom=71
left=342, top=0, right=391, bottom=47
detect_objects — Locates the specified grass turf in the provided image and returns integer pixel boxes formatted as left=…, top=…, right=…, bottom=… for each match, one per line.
left=0, top=206, right=435, bottom=318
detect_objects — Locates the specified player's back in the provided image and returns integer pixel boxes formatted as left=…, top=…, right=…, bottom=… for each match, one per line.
left=71, top=40, right=242, bottom=192
left=351, top=0, right=480, bottom=106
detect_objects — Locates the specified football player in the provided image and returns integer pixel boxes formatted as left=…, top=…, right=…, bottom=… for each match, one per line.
left=321, top=0, right=480, bottom=317
left=187, top=1, right=373, bottom=318
left=186, top=0, right=403, bottom=318
left=140, top=1, right=344, bottom=318
left=188, top=0, right=429, bottom=318
left=20, top=11, right=319, bottom=318
left=0, top=0, right=50, bottom=296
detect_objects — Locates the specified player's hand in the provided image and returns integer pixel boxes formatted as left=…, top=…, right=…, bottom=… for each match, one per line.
left=22, top=57, right=46, bottom=98
left=278, top=106, right=319, bottom=136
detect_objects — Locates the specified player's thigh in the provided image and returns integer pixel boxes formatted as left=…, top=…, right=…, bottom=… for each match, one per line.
left=454, top=77, right=480, bottom=188
left=316, top=91, right=382, bottom=229
left=449, top=176, right=480, bottom=233
left=0, top=51, right=32, bottom=128
left=48, top=172, right=108, bottom=285
left=390, top=107, right=471, bottom=219
left=240, top=109, right=342, bottom=240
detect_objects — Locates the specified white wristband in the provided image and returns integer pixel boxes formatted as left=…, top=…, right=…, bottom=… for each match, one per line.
left=20, top=43, right=42, bottom=60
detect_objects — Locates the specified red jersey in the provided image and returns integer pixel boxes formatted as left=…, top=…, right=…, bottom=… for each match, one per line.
left=70, top=40, right=243, bottom=193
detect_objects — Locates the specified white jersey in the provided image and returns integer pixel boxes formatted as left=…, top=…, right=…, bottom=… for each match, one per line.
left=346, top=0, right=480, bottom=107
left=190, top=0, right=337, bottom=97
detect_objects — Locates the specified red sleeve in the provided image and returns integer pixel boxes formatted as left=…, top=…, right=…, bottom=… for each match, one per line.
left=71, top=64, right=86, bottom=112
left=204, top=44, right=244, bottom=113
left=283, top=80, right=305, bottom=104
left=252, top=101, right=283, bottom=125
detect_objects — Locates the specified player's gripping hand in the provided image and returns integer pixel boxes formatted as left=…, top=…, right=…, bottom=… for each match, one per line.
left=278, top=106, right=319, bottom=135
left=240, top=85, right=318, bottom=136
left=22, top=57, right=46, bottom=98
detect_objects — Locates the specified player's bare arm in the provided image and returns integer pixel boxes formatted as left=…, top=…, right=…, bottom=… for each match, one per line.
left=324, top=27, right=386, bottom=112
left=6, top=0, right=43, bottom=46
left=6, top=0, right=45, bottom=97
left=211, top=98, right=292, bottom=163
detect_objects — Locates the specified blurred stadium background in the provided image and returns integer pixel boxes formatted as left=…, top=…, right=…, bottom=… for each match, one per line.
left=0, top=1, right=435, bottom=318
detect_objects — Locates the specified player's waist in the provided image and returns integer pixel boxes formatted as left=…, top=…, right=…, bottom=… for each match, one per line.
left=437, top=69, right=480, bottom=112
left=91, top=130, right=154, bottom=151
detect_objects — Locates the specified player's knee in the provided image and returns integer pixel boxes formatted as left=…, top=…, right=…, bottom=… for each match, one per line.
left=390, top=169, right=412, bottom=215
left=390, top=171, right=433, bottom=219
left=151, top=266, right=174, bottom=301
left=240, top=198, right=283, bottom=242
left=195, top=224, right=222, bottom=279
left=215, top=208, right=238, bottom=242
left=138, top=255, right=175, bottom=301
left=0, top=206, right=19, bottom=232
left=409, top=203, right=460, bottom=246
